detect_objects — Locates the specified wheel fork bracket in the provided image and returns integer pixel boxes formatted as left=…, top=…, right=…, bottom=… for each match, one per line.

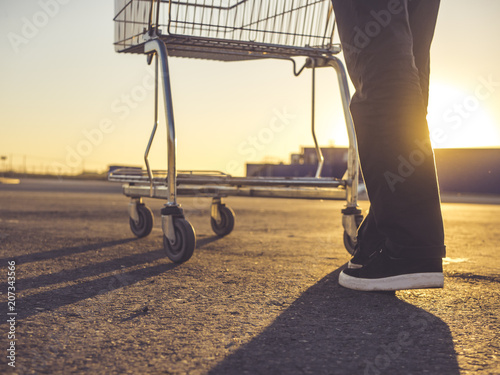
left=342, top=206, right=363, bottom=239
left=210, top=198, right=224, bottom=224
left=161, top=205, right=184, bottom=244
left=128, top=199, right=142, bottom=223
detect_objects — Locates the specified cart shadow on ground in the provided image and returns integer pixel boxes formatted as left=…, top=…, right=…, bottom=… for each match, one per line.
left=208, top=267, right=460, bottom=375
left=0, top=237, right=181, bottom=324
left=0, top=233, right=228, bottom=324
left=0, top=238, right=137, bottom=265
left=196, top=234, right=227, bottom=248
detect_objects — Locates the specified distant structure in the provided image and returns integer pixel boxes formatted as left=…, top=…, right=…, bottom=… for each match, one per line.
left=246, top=147, right=500, bottom=195
left=246, top=147, right=349, bottom=179
left=434, top=148, right=500, bottom=195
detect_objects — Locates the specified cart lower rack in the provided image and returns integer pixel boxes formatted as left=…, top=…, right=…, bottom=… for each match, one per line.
left=110, top=0, right=363, bottom=263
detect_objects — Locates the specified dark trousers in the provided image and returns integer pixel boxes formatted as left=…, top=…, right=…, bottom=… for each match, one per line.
left=331, top=0, right=446, bottom=258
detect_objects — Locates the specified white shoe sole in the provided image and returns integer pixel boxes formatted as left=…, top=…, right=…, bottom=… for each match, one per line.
left=339, top=271, right=444, bottom=291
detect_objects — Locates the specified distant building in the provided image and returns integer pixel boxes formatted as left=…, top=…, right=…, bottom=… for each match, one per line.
left=246, top=147, right=349, bottom=179
left=246, top=147, right=500, bottom=194
left=434, top=148, right=500, bottom=195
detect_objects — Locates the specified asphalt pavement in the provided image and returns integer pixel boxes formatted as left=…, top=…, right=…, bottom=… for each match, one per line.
left=0, top=178, right=498, bottom=374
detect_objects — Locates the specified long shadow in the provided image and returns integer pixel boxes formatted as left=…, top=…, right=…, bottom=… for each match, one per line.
left=196, top=235, right=224, bottom=248
left=0, top=249, right=166, bottom=292
left=0, top=238, right=137, bottom=264
left=208, top=267, right=460, bottom=375
left=0, top=233, right=223, bottom=322
left=0, top=262, right=178, bottom=324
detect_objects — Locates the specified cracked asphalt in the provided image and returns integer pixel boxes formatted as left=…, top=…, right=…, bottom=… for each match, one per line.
left=0, top=178, right=499, bottom=374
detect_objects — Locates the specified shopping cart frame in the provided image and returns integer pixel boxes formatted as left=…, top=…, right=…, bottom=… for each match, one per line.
left=109, top=0, right=363, bottom=263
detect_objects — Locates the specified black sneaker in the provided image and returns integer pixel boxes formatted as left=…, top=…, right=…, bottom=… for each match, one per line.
left=340, top=248, right=444, bottom=291
left=347, top=242, right=382, bottom=269
left=348, top=244, right=380, bottom=269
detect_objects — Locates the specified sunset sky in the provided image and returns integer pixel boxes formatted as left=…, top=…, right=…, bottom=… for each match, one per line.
left=1, top=0, right=500, bottom=176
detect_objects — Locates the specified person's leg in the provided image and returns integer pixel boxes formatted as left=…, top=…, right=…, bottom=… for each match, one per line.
left=332, top=0, right=445, bottom=290
left=332, top=1, right=390, bottom=268
left=409, top=0, right=441, bottom=109
left=349, top=208, right=385, bottom=268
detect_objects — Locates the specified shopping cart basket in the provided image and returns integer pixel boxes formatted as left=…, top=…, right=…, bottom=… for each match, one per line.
left=109, top=0, right=363, bottom=263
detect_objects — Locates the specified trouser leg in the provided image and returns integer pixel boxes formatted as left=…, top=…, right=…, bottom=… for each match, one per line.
left=331, top=0, right=445, bottom=259
left=408, top=0, right=441, bottom=109
left=356, top=208, right=385, bottom=255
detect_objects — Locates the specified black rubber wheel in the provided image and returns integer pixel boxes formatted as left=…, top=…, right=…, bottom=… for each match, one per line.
left=343, top=230, right=357, bottom=255
left=129, top=205, right=154, bottom=238
left=343, top=214, right=364, bottom=255
left=210, top=205, right=235, bottom=237
left=163, top=218, right=196, bottom=263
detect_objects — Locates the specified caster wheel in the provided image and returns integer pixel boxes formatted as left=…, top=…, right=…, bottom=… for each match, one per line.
left=343, top=215, right=364, bottom=255
left=343, top=230, right=357, bottom=255
left=163, top=218, right=196, bottom=263
left=130, top=204, right=154, bottom=238
left=211, top=205, right=235, bottom=237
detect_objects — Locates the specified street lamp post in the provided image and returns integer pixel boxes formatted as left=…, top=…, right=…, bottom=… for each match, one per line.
left=1, top=156, right=7, bottom=174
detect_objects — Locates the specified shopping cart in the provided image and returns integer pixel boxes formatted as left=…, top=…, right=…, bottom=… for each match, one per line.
left=109, top=0, right=363, bottom=263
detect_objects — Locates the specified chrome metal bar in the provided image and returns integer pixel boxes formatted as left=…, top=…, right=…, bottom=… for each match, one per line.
left=166, top=0, right=249, bottom=12
left=310, top=58, right=324, bottom=178
left=155, top=0, right=160, bottom=30
left=145, top=39, right=177, bottom=205
left=148, top=0, right=155, bottom=30
left=109, top=172, right=345, bottom=188
left=123, top=184, right=347, bottom=201
left=144, top=54, right=159, bottom=197
left=327, top=56, right=359, bottom=208
left=177, top=176, right=345, bottom=187
left=119, top=34, right=342, bottom=58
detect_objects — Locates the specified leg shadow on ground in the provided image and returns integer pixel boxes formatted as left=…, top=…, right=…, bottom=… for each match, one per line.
left=208, top=267, right=459, bottom=375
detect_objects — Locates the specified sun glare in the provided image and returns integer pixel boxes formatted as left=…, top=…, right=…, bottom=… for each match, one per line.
left=427, top=82, right=500, bottom=148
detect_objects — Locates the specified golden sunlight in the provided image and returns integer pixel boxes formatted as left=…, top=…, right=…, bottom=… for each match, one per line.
left=427, top=82, right=500, bottom=148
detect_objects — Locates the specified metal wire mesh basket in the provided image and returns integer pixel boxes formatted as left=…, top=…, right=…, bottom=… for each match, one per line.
left=114, top=0, right=339, bottom=59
